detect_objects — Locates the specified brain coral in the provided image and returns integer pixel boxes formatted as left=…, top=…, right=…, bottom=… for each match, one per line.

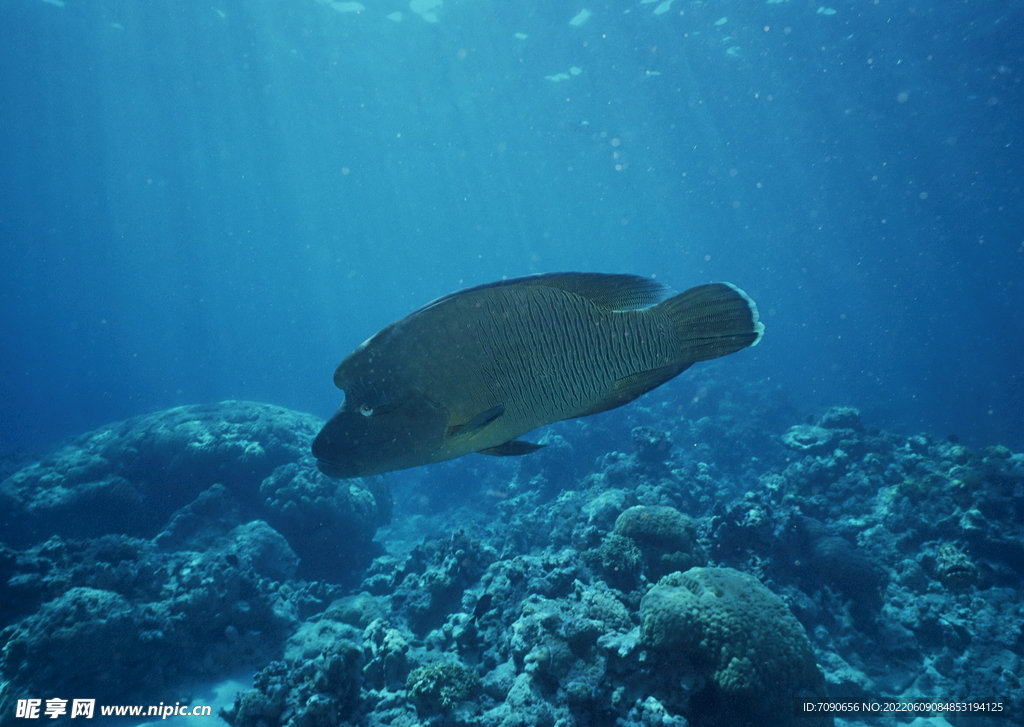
left=612, top=505, right=707, bottom=580
left=614, top=506, right=696, bottom=550
left=640, top=567, right=831, bottom=727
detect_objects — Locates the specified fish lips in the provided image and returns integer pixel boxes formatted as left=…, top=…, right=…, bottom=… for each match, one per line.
left=313, top=449, right=361, bottom=479
left=312, top=411, right=373, bottom=478
left=312, top=393, right=449, bottom=478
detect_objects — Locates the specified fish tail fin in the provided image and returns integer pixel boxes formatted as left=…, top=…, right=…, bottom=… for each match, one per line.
left=661, top=283, right=764, bottom=362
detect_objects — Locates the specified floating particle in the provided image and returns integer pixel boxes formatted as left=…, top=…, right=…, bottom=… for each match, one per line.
left=570, top=9, right=591, bottom=26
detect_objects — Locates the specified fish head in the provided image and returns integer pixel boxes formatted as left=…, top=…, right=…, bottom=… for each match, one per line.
left=312, top=384, right=449, bottom=478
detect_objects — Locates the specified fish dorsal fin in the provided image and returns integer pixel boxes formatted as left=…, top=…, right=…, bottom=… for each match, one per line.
left=512, top=273, right=669, bottom=311
left=413, top=273, right=669, bottom=316
left=447, top=403, right=505, bottom=439
left=572, top=363, right=693, bottom=418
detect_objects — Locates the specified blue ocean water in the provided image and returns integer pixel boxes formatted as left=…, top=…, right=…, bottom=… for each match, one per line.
left=1, top=0, right=1022, bottom=453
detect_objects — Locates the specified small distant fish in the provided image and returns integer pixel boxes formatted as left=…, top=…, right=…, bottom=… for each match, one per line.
left=472, top=593, right=494, bottom=620
left=313, top=273, right=763, bottom=477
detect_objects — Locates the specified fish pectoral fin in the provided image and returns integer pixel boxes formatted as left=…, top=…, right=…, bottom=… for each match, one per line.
left=573, top=364, right=693, bottom=418
left=477, top=440, right=545, bottom=457
left=448, top=403, right=505, bottom=439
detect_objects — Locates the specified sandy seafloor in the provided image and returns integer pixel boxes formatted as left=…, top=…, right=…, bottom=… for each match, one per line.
left=1, top=372, right=1021, bottom=727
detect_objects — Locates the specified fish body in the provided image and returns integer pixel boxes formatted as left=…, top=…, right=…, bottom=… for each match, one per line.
left=313, top=273, right=763, bottom=477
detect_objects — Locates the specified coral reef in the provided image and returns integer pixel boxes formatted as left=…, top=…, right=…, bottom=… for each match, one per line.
left=2, top=393, right=1022, bottom=727
left=406, top=660, right=479, bottom=715
left=0, top=402, right=391, bottom=579
left=640, top=567, right=830, bottom=726
left=0, top=402, right=389, bottom=717
left=0, top=401, right=316, bottom=545
left=0, top=518, right=310, bottom=718
left=612, top=505, right=707, bottom=580
left=224, top=619, right=365, bottom=727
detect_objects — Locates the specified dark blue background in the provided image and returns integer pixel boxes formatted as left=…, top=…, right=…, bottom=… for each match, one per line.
left=2, top=0, right=1022, bottom=452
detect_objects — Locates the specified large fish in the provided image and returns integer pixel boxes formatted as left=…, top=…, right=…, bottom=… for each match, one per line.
left=313, top=273, right=763, bottom=478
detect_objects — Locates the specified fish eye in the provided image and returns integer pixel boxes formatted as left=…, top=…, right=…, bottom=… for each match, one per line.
left=359, top=403, right=374, bottom=417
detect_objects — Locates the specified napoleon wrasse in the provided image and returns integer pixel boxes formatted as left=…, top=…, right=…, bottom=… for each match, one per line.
left=313, top=272, right=763, bottom=478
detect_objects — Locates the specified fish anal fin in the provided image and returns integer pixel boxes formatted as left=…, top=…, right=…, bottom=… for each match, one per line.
left=573, top=364, right=692, bottom=418
left=478, top=440, right=545, bottom=457
left=448, top=403, right=505, bottom=439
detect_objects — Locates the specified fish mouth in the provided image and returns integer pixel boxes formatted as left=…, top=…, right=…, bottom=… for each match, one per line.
left=315, top=458, right=360, bottom=479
